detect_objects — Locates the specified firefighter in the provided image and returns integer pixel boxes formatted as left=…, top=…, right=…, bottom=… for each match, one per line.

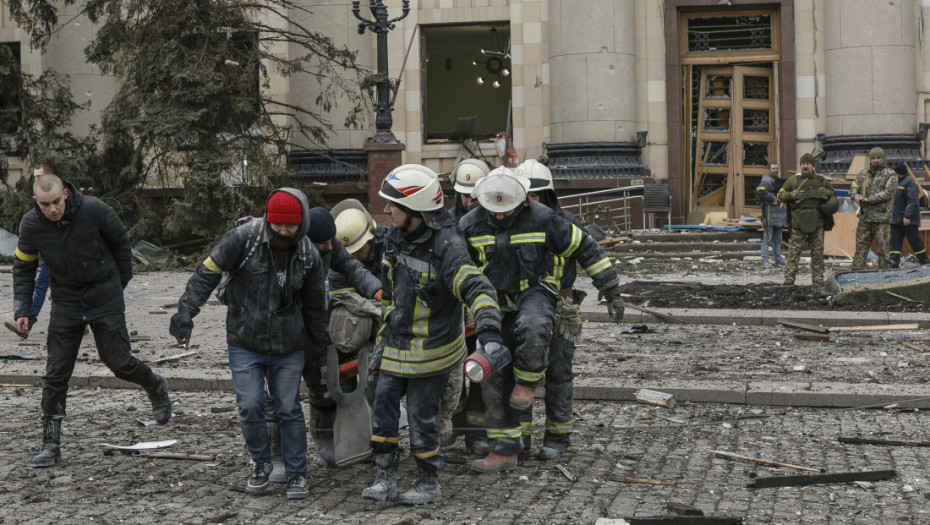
left=459, top=168, right=625, bottom=473
left=514, top=158, right=590, bottom=460
left=448, top=158, right=491, bottom=222
left=362, top=165, right=503, bottom=505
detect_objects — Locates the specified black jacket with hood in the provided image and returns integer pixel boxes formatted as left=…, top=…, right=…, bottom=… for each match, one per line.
left=13, top=180, right=132, bottom=321
left=169, top=188, right=329, bottom=357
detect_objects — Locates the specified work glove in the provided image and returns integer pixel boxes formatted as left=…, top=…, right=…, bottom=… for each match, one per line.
left=477, top=329, right=503, bottom=349
left=604, top=287, right=625, bottom=324
left=554, top=298, right=583, bottom=342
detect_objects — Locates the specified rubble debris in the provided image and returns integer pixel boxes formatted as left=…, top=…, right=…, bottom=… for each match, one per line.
left=838, top=437, right=930, bottom=447
left=132, top=240, right=172, bottom=265
left=796, top=333, right=831, bottom=342
left=555, top=464, right=578, bottom=482
left=154, top=351, right=198, bottom=364
left=666, top=502, right=703, bottom=516
left=885, top=291, right=920, bottom=303
left=615, top=324, right=655, bottom=335
left=598, top=236, right=630, bottom=247
left=129, top=335, right=152, bottom=342
left=608, top=475, right=680, bottom=486
left=0, top=349, right=40, bottom=360
left=102, top=439, right=177, bottom=451
left=626, top=304, right=685, bottom=324
left=747, top=469, right=896, bottom=489
left=777, top=319, right=829, bottom=334
left=829, top=323, right=919, bottom=332
left=706, top=449, right=820, bottom=472
left=634, top=389, right=676, bottom=408
left=621, top=517, right=742, bottom=524
left=902, top=342, right=926, bottom=353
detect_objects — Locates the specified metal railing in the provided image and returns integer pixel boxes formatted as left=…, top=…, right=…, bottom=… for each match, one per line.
left=558, top=185, right=643, bottom=233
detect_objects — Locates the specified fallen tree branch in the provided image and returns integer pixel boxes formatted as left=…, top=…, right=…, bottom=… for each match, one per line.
left=705, top=449, right=820, bottom=472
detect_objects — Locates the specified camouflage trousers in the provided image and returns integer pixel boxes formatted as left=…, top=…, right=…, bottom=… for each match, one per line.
left=851, top=221, right=891, bottom=270
left=784, top=228, right=825, bottom=284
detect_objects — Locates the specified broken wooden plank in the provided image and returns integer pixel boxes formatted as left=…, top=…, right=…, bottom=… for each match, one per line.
left=902, top=342, right=926, bottom=353
left=885, top=290, right=919, bottom=302
left=795, top=333, right=831, bottom=342
left=625, top=518, right=743, bottom=525
left=635, top=389, right=676, bottom=408
left=748, top=469, right=896, bottom=488
left=706, top=449, right=820, bottom=472
left=776, top=320, right=829, bottom=334
left=129, top=335, right=152, bottom=342
left=154, top=351, right=198, bottom=364
left=140, top=452, right=215, bottom=461
left=598, top=236, right=629, bottom=247
left=608, top=475, right=679, bottom=486
left=838, top=437, right=930, bottom=447
left=828, top=323, right=919, bottom=332
left=627, top=304, right=685, bottom=324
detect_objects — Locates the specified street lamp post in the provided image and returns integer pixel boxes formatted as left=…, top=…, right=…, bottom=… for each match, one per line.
left=352, top=0, right=410, bottom=144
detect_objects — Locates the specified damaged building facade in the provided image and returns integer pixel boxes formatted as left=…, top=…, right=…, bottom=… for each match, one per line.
left=3, top=1, right=930, bottom=226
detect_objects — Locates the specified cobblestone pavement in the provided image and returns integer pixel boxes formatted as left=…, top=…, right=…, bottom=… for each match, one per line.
left=0, top=386, right=929, bottom=524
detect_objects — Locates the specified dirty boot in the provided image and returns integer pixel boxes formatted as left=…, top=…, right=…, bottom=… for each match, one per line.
left=518, top=434, right=531, bottom=460
left=362, top=451, right=399, bottom=501
left=33, top=415, right=63, bottom=468
left=398, top=465, right=441, bottom=506
left=246, top=461, right=271, bottom=493
left=537, top=440, right=568, bottom=460
left=470, top=452, right=517, bottom=474
left=465, top=435, right=490, bottom=457
left=146, top=374, right=172, bottom=425
left=309, top=404, right=337, bottom=467
left=267, top=420, right=286, bottom=483
left=509, top=384, right=535, bottom=410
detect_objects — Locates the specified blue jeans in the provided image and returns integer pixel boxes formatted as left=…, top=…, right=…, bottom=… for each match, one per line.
left=30, top=262, right=49, bottom=329
left=761, top=225, right=784, bottom=264
left=228, top=347, right=307, bottom=477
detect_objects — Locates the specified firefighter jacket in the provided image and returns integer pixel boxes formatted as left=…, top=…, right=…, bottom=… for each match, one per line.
left=777, top=172, right=837, bottom=234
left=851, top=165, right=896, bottom=223
left=13, top=180, right=132, bottom=321
left=458, top=202, right=620, bottom=299
left=328, top=226, right=387, bottom=295
left=169, top=188, right=329, bottom=359
left=892, top=175, right=922, bottom=226
left=319, top=236, right=381, bottom=299
left=378, top=213, right=501, bottom=378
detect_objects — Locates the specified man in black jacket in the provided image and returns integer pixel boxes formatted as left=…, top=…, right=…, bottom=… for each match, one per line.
left=170, top=188, right=329, bottom=499
left=12, top=166, right=172, bottom=468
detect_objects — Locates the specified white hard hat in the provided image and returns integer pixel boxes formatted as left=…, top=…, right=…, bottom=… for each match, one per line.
left=473, top=168, right=530, bottom=214
left=516, top=159, right=554, bottom=192
left=332, top=199, right=377, bottom=254
left=452, top=159, right=491, bottom=194
left=379, top=164, right=445, bottom=212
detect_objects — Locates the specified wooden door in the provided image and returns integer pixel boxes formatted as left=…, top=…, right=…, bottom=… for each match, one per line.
left=691, top=65, right=776, bottom=219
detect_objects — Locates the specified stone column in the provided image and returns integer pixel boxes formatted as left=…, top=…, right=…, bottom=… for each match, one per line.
left=820, top=0, right=921, bottom=170
left=824, top=0, right=915, bottom=136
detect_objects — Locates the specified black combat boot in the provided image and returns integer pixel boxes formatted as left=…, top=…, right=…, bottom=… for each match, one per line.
left=362, top=451, right=399, bottom=501
left=33, top=415, right=63, bottom=468
left=398, top=464, right=441, bottom=506
left=146, top=374, right=172, bottom=425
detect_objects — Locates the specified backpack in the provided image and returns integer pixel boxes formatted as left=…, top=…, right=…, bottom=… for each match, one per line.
left=215, top=218, right=264, bottom=305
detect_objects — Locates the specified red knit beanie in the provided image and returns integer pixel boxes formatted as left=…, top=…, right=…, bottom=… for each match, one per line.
left=266, top=192, right=302, bottom=225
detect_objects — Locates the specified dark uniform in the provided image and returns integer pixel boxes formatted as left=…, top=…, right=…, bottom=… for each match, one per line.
left=459, top=202, right=620, bottom=457
left=890, top=167, right=930, bottom=267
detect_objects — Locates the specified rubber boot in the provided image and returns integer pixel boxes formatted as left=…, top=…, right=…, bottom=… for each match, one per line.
left=537, top=440, right=569, bottom=460
left=465, top=434, right=490, bottom=457
left=470, top=451, right=517, bottom=474
left=33, top=415, right=63, bottom=468
left=509, top=384, right=535, bottom=410
left=309, top=404, right=337, bottom=467
left=362, top=451, right=399, bottom=501
left=398, top=465, right=442, bottom=506
left=267, top=420, right=286, bottom=483
left=146, top=374, right=172, bottom=425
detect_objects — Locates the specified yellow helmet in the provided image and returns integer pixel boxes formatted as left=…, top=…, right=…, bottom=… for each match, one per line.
left=333, top=199, right=377, bottom=254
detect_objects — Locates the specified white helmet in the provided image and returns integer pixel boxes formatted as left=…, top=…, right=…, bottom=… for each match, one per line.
left=452, top=159, right=491, bottom=195
left=516, top=159, right=554, bottom=192
left=379, top=164, right=445, bottom=212
left=333, top=199, right=377, bottom=254
left=473, top=168, right=530, bottom=213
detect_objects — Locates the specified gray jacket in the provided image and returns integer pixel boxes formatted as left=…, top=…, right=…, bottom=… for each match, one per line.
left=169, top=188, right=329, bottom=357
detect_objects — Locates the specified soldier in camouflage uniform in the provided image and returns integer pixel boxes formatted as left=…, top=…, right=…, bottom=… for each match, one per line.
left=850, top=147, right=897, bottom=269
left=778, top=153, right=838, bottom=286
